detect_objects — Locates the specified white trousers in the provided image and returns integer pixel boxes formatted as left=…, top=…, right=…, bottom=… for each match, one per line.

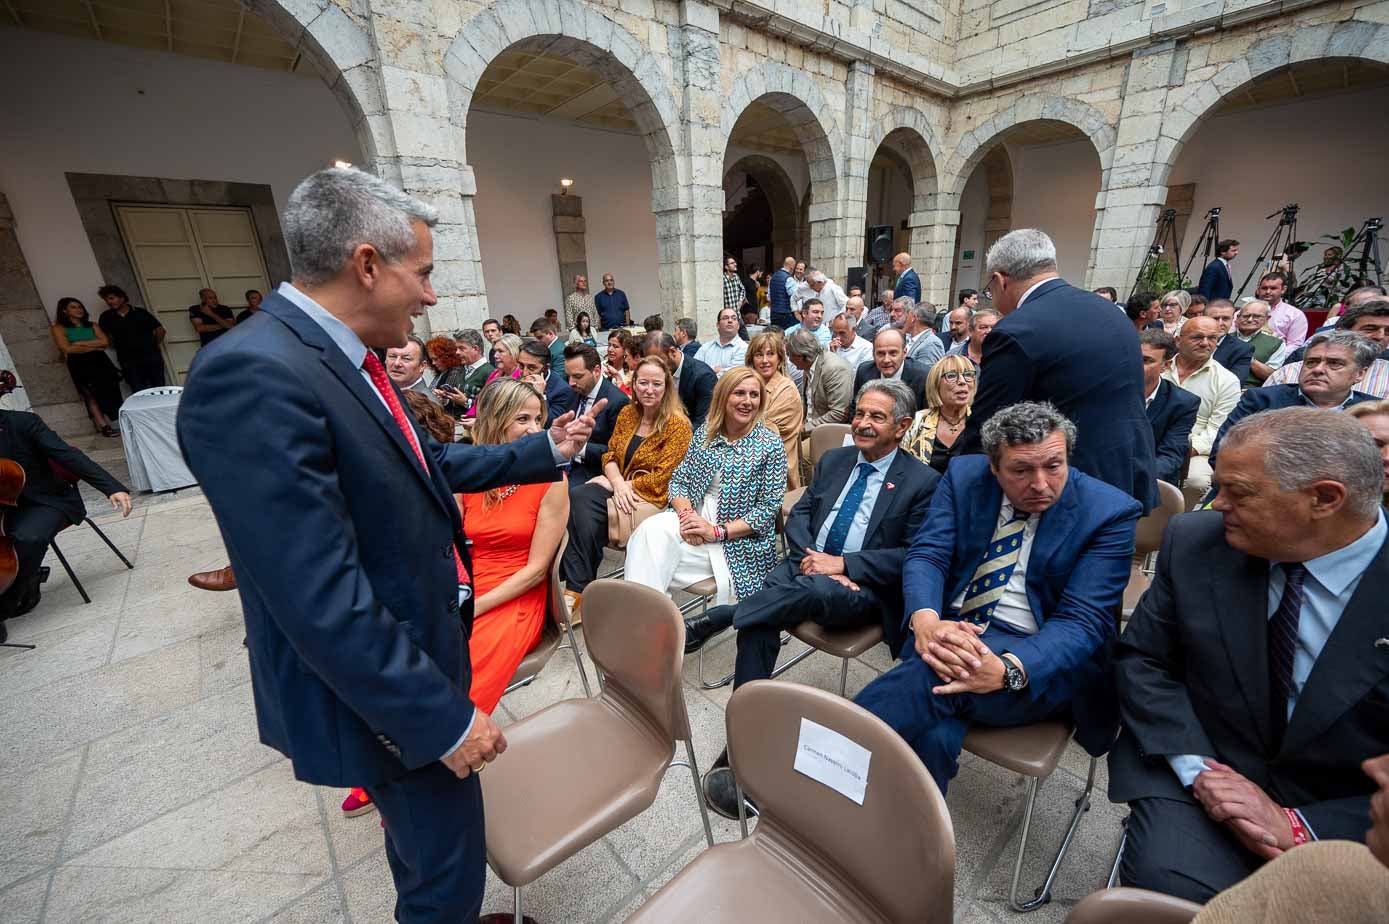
left=623, top=506, right=735, bottom=606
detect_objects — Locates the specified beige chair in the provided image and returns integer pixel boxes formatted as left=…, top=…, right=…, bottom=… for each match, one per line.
left=962, top=722, right=1098, bottom=913
left=808, top=423, right=852, bottom=469
left=1066, top=887, right=1200, bottom=923
left=787, top=621, right=884, bottom=696
left=481, top=580, right=714, bottom=922
left=502, top=534, right=592, bottom=698
left=1122, top=480, right=1185, bottom=619
left=630, top=680, right=954, bottom=923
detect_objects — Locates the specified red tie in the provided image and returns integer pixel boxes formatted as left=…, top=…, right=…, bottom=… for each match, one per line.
left=362, top=351, right=471, bottom=588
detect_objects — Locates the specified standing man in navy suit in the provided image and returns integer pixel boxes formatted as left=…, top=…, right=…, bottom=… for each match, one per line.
left=892, top=252, right=921, bottom=305
left=1198, top=239, right=1239, bottom=302
left=177, top=168, right=603, bottom=924
left=954, top=229, right=1158, bottom=512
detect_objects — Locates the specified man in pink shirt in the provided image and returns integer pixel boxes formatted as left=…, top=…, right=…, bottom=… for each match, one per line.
left=1257, top=271, right=1307, bottom=349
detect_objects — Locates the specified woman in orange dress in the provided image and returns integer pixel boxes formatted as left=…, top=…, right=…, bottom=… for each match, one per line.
left=458, top=378, right=569, bottom=713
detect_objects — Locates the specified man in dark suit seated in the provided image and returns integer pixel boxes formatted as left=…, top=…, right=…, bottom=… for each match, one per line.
left=1205, top=299, right=1255, bottom=386
left=516, top=339, right=574, bottom=426
left=683, top=379, right=940, bottom=815
left=1125, top=291, right=1160, bottom=332
left=559, top=343, right=629, bottom=487
left=0, top=410, right=131, bottom=637
left=855, top=402, right=1142, bottom=794
left=642, top=330, right=716, bottom=429
left=1197, top=239, right=1239, bottom=301
left=846, top=327, right=928, bottom=421
left=954, top=229, right=1157, bottom=513
left=1140, top=330, right=1200, bottom=486
left=1110, top=408, right=1389, bottom=904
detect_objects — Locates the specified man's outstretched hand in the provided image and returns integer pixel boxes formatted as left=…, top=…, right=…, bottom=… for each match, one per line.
left=550, top=398, right=609, bottom=460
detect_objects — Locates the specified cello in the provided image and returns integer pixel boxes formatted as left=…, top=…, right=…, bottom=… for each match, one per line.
left=0, top=369, right=28, bottom=598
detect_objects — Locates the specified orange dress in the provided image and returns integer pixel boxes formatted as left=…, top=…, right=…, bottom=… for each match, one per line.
left=459, top=481, right=551, bottom=713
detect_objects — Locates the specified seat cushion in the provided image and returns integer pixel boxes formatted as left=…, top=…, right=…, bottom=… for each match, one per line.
left=790, top=621, right=884, bottom=659
left=629, top=836, right=896, bottom=924
left=683, top=577, right=719, bottom=597
left=961, top=721, right=1072, bottom=778
left=482, top=699, right=672, bottom=886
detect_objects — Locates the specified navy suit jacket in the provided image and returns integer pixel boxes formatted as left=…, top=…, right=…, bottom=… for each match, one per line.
left=784, top=447, right=939, bottom=652
left=675, top=355, right=717, bottom=429
left=1146, top=379, right=1199, bottom=486
left=558, top=377, right=629, bottom=472
left=903, top=455, right=1141, bottom=754
left=1197, top=259, right=1233, bottom=301
left=538, top=371, right=574, bottom=426
left=1212, top=335, right=1254, bottom=387
left=895, top=268, right=921, bottom=304
left=176, top=292, right=562, bottom=788
left=0, top=410, right=127, bottom=524
left=1209, top=383, right=1378, bottom=467
left=681, top=341, right=700, bottom=361
left=955, top=279, right=1158, bottom=513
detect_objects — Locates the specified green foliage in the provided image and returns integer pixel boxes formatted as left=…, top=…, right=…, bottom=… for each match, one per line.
left=1136, top=258, right=1190, bottom=295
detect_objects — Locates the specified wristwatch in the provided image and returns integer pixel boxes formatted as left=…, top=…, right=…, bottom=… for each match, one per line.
left=1001, top=655, right=1027, bottom=692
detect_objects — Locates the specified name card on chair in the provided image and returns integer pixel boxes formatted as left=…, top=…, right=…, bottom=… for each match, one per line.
left=793, top=718, right=871, bottom=805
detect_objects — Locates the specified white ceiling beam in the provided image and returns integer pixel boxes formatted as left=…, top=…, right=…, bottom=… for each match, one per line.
left=231, top=3, right=245, bottom=63
left=165, top=0, right=173, bottom=52
left=1287, top=69, right=1301, bottom=97
left=545, top=82, right=619, bottom=121
left=80, top=0, right=102, bottom=39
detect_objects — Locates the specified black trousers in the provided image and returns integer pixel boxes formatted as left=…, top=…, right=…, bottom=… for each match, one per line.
left=1120, top=796, right=1261, bottom=904
left=0, top=502, right=70, bottom=616
left=122, top=354, right=167, bottom=393
left=714, top=559, right=884, bottom=689
left=561, top=481, right=612, bottom=594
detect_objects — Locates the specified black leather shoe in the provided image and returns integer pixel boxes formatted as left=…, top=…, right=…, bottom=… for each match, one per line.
left=684, top=614, right=719, bottom=654
left=702, top=766, right=757, bottom=820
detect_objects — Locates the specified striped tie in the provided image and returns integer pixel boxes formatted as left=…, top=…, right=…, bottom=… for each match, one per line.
left=957, top=510, right=1030, bottom=629
left=1268, top=562, right=1307, bottom=737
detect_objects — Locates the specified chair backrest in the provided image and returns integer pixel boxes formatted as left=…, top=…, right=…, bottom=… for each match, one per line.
left=545, top=533, right=570, bottom=632
left=1134, top=480, right=1185, bottom=557
left=727, top=680, right=954, bottom=924
left=580, top=580, right=690, bottom=742
left=778, top=486, right=807, bottom=535
left=1065, top=887, right=1200, bottom=924
left=808, top=424, right=852, bottom=466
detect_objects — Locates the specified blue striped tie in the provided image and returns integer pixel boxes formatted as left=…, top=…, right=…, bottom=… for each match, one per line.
left=957, top=510, right=1030, bottom=629
left=1268, top=562, right=1306, bottom=735
left=823, top=463, right=875, bottom=556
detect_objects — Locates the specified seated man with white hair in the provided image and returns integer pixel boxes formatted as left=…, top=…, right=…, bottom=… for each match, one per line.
left=805, top=269, right=848, bottom=323
left=830, top=309, right=874, bottom=370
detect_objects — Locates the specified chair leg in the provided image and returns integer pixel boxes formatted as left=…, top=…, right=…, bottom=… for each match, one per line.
left=1107, top=817, right=1128, bottom=888
left=1007, top=756, right=1097, bottom=913
left=683, top=739, right=716, bottom=848
left=513, top=886, right=522, bottom=924
left=48, top=539, right=90, bottom=604
left=837, top=657, right=850, bottom=696
left=86, top=518, right=133, bottom=570
left=562, top=624, right=593, bottom=696
left=736, top=778, right=750, bottom=840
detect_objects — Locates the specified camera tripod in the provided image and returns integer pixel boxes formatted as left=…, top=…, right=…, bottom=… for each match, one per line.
left=1130, top=208, right=1179, bottom=299
left=1236, top=204, right=1299, bottom=299
left=1181, top=207, right=1221, bottom=284
left=1297, top=218, right=1385, bottom=308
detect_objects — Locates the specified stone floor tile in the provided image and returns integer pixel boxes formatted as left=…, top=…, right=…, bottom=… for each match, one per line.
left=339, top=847, right=395, bottom=922
left=62, top=684, right=274, bottom=855
left=43, top=866, right=324, bottom=924
left=68, top=761, right=330, bottom=879
left=45, top=516, right=145, bottom=559
left=0, top=749, right=84, bottom=867
left=0, top=869, right=49, bottom=924
left=108, top=583, right=243, bottom=664
left=319, top=786, right=390, bottom=872
left=0, top=863, right=48, bottom=894
left=0, top=617, right=118, bottom=700
left=267, top=878, right=348, bottom=922
left=196, top=623, right=252, bottom=698
left=476, top=839, right=640, bottom=924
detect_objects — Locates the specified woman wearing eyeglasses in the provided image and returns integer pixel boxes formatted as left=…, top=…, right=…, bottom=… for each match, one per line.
left=901, top=354, right=977, bottom=473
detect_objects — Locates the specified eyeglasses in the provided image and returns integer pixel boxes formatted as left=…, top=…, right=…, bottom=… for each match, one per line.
left=941, top=371, right=977, bottom=383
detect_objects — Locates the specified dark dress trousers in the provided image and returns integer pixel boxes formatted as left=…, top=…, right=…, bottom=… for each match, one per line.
left=1146, top=379, right=1199, bottom=486
left=557, top=377, right=629, bottom=484
left=720, top=447, right=939, bottom=686
left=1212, top=335, right=1255, bottom=387
left=955, top=278, right=1158, bottom=513
left=1197, top=258, right=1233, bottom=301
left=675, top=355, right=717, bottom=430
left=854, top=456, right=1141, bottom=793
left=848, top=358, right=929, bottom=421
left=1209, top=384, right=1377, bottom=468
left=177, top=291, right=563, bottom=923
left=1109, top=511, right=1389, bottom=902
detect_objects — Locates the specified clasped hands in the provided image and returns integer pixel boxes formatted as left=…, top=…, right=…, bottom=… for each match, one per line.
left=550, top=398, right=609, bottom=460
left=1190, top=759, right=1297, bottom=860
left=909, top=610, right=1006, bottom=695
left=676, top=507, right=717, bottom=545
left=441, top=710, right=507, bottom=780
left=799, top=549, right=858, bottom=592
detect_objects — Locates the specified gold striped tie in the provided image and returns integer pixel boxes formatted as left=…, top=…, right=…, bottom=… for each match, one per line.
left=957, top=512, right=1029, bottom=627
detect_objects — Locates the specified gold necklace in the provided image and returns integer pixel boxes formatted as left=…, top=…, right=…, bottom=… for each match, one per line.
left=496, top=485, right=520, bottom=501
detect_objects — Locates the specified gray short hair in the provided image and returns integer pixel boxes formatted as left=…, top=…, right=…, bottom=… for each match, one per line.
left=676, top=317, right=698, bottom=339
left=809, top=270, right=827, bottom=284
left=980, top=401, right=1076, bottom=464
left=908, top=302, right=934, bottom=326
left=985, top=229, right=1058, bottom=280
left=855, top=378, right=917, bottom=421
left=892, top=296, right=914, bottom=312
left=969, top=308, right=1000, bottom=330
left=455, top=328, right=484, bottom=352
left=786, top=327, right=824, bottom=360
left=283, top=167, right=438, bottom=286
left=1221, top=407, right=1383, bottom=520
left=1303, top=330, right=1380, bottom=370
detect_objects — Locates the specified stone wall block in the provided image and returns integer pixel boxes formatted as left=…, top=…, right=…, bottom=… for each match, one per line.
left=305, top=3, right=374, bottom=71
left=496, top=0, right=541, bottom=48
left=1326, top=20, right=1378, bottom=58
left=1246, top=33, right=1292, bottom=79
left=1288, top=22, right=1336, bottom=63
left=1365, top=24, right=1389, bottom=63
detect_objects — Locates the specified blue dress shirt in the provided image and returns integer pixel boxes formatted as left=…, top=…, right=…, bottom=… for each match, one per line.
left=813, top=449, right=896, bottom=555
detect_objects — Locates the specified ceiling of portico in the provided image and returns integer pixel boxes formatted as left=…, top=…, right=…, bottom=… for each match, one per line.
left=4, top=0, right=302, bottom=72
left=1211, top=58, right=1389, bottom=116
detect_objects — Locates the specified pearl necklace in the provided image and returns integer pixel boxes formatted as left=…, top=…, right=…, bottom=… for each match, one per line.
left=495, top=485, right=520, bottom=501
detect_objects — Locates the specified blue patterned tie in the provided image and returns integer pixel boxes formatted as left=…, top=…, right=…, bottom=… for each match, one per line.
left=957, top=510, right=1030, bottom=628
left=823, top=463, right=875, bottom=555
left=1268, top=562, right=1306, bottom=736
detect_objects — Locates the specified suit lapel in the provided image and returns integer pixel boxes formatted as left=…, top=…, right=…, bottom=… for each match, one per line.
left=1024, top=475, right=1080, bottom=617
left=809, top=452, right=852, bottom=538
left=1281, top=535, right=1389, bottom=754
left=1214, top=550, right=1276, bottom=753
left=863, top=452, right=908, bottom=543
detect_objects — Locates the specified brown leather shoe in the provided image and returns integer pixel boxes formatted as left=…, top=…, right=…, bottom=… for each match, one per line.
left=188, top=565, right=237, bottom=592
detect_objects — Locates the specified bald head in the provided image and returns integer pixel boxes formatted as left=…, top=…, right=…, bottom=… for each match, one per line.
left=782, top=256, right=796, bottom=272
left=843, top=295, right=864, bottom=320
left=893, top=253, right=913, bottom=273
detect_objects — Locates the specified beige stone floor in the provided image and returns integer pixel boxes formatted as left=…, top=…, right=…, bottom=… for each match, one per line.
left=0, top=483, right=1124, bottom=923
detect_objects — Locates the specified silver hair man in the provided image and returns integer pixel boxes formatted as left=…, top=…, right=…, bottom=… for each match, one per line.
left=455, top=328, right=485, bottom=353
left=284, top=167, right=438, bottom=286
left=1302, top=330, right=1380, bottom=370
left=675, top=317, right=699, bottom=341
left=1220, top=407, right=1383, bottom=520
left=981, top=401, right=1077, bottom=464
left=985, top=229, right=1058, bottom=283
left=856, top=378, right=917, bottom=422
left=786, top=327, right=824, bottom=360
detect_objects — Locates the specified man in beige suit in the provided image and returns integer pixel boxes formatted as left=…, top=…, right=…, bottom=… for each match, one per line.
left=788, top=327, right=854, bottom=444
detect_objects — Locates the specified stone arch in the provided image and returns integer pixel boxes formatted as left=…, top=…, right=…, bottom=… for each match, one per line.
left=867, top=107, right=944, bottom=212
left=1152, top=22, right=1389, bottom=189
left=723, top=155, right=804, bottom=263
left=252, top=1, right=387, bottom=172
left=944, top=96, right=1115, bottom=199
left=442, top=0, right=683, bottom=204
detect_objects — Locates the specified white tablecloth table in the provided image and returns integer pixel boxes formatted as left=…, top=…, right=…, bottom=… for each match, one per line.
left=118, top=387, right=197, bottom=492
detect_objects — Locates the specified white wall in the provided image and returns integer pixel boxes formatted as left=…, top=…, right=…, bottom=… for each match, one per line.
left=954, top=166, right=990, bottom=293
left=723, top=144, right=811, bottom=203
left=1170, top=87, right=1389, bottom=291
left=468, top=108, right=662, bottom=321
left=0, top=27, right=362, bottom=319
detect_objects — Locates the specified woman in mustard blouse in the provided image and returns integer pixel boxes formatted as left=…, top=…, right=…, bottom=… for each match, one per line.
left=744, top=330, right=804, bottom=488
left=560, top=355, right=693, bottom=604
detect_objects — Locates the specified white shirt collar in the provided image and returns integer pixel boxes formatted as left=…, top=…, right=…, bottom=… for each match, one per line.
left=1016, top=277, right=1055, bottom=310
left=1145, top=381, right=1161, bottom=406
left=278, top=282, right=367, bottom=368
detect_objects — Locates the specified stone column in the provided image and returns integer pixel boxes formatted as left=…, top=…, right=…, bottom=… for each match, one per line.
left=552, top=195, right=588, bottom=301
left=913, top=205, right=961, bottom=307
left=835, top=63, right=876, bottom=287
